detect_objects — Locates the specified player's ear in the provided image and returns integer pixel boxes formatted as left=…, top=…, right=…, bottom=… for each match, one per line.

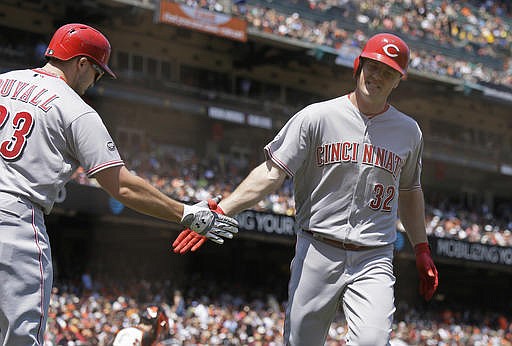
left=392, top=76, right=401, bottom=89
left=77, top=56, right=88, bottom=68
left=74, top=56, right=88, bottom=74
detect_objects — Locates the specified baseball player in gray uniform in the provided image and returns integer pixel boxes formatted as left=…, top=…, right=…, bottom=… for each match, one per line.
left=0, top=23, right=238, bottom=346
left=173, top=33, right=439, bottom=345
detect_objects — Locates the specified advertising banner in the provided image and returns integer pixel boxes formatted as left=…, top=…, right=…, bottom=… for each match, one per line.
left=432, top=237, right=512, bottom=266
left=157, top=1, right=247, bottom=42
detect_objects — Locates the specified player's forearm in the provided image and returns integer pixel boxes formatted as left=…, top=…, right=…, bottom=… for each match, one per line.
left=398, top=188, right=428, bottom=246
left=96, top=166, right=183, bottom=223
left=219, top=160, right=286, bottom=215
left=117, top=176, right=183, bottom=223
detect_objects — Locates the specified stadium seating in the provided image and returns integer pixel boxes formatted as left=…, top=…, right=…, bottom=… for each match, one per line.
left=44, top=278, right=512, bottom=345
left=174, top=0, right=512, bottom=88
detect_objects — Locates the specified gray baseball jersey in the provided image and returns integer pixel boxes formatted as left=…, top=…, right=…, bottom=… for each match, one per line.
left=264, top=94, right=423, bottom=346
left=0, top=68, right=123, bottom=346
left=0, top=69, right=123, bottom=214
left=265, top=94, right=422, bottom=246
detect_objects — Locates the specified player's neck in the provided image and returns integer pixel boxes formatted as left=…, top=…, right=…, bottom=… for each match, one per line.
left=349, top=91, right=389, bottom=118
left=39, top=63, right=68, bottom=83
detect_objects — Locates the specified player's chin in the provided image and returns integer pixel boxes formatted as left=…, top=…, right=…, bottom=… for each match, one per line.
left=72, top=85, right=87, bottom=96
left=81, top=85, right=94, bottom=96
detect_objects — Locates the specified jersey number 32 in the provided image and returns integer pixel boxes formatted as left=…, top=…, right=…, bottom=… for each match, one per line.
left=369, top=183, right=396, bottom=212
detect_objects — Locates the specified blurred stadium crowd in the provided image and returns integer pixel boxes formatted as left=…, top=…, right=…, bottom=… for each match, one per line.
left=0, top=0, right=510, bottom=87
left=44, top=278, right=512, bottom=345
left=69, top=139, right=512, bottom=248
left=180, top=0, right=512, bottom=88
left=1, top=1, right=512, bottom=89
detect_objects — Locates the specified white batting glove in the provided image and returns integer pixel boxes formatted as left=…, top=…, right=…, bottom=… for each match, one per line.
left=180, top=199, right=238, bottom=244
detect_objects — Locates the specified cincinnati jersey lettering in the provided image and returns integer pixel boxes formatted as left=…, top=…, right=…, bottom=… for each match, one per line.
left=316, top=141, right=403, bottom=178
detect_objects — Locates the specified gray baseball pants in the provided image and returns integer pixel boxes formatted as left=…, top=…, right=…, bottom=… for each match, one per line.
left=0, top=192, right=51, bottom=346
left=284, top=231, right=395, bottom=346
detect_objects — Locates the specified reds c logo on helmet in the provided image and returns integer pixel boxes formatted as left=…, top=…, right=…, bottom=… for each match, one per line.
left=45, top=23, right=116, bottom=79
left=382, top=42, right=400, bottom=58
left=353, top=33, right=410, bottom=78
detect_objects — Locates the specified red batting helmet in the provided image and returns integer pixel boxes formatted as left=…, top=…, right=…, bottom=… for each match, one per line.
left=353, top=33, right=410, bottom=78
left=45, top=23, right=116, bottom=79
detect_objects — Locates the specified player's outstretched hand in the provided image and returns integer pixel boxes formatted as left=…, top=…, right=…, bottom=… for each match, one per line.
left=172, top=197, right=220, bottom=254
left=173, top=196, right=236, bottom=254
left=172, top=229, right=207, bottom=253
left=414, top=242, right=439, bottom=301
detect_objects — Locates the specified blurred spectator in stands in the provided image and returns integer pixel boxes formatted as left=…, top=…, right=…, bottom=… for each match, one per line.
left=44, top=277, right=512, bottom=345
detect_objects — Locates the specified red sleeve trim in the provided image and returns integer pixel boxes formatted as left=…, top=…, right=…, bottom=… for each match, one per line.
left=86, top=160, right=124, bottom=177
left=264, top=147, right=293, bottom=177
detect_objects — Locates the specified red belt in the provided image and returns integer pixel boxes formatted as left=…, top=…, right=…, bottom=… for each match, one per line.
left=303, top=230, right=384, bottom=251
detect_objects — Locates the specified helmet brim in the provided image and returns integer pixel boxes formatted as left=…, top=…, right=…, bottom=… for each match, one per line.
left=101, top=64, right=117, bottom=79
left=360, top=52, right=406, bottom=76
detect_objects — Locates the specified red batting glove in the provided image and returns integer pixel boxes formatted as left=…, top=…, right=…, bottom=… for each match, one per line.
left=172, top=199, right=225, bottom=254
left=172, top=229, right=206, bottom=254
left=415, top=242, right=439, bottom=301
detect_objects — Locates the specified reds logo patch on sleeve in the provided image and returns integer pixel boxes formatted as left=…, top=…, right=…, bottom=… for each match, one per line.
left=106, top=141, right=116, bottom=151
